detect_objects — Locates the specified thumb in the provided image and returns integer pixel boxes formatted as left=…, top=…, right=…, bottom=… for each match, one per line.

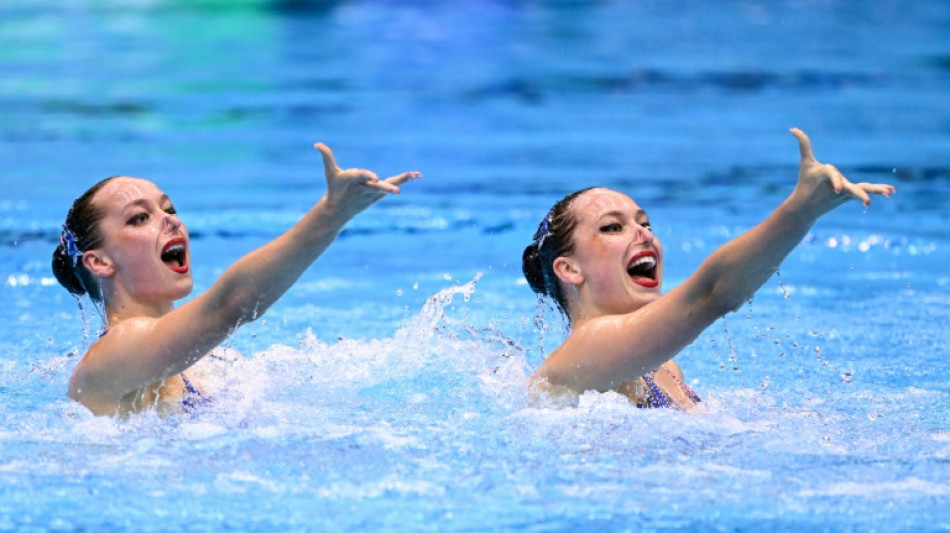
left=790, top=127, right=816, bottom=164
left=314, top=142, right=341, bottom=176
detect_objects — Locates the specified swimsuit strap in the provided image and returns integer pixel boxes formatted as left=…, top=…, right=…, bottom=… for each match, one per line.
left=180, top=373, right=211, bottom=411
left=181, top=373, right=200, bottom=395
left=637, top=369, right=703, bottom=409
left=639, top=372, right=672, bottom=409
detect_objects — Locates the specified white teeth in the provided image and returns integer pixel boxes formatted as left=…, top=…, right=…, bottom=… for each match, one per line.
left=161, top=242, right=186, bottom=266
left=629, top=256, right=656, bottom=269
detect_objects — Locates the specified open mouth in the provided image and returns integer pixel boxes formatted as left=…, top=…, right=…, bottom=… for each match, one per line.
left=160, top=237, right=189, bottom=274
left=626, top=251, right=658, bottom=288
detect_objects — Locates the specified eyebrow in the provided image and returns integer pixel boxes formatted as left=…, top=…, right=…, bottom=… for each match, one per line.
left=121, top=194, right=170, bottom=212
left=598, top=208, right=647, bottom=220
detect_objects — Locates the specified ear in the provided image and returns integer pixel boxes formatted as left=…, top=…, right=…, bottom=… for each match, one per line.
left=81, top=250, right=115, bottom=278
left=552, top=256, right=584, bottom=287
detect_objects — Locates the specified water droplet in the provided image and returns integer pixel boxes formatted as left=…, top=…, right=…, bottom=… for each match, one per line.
left=413, top=282, right=419, bottom=290
left=396, top=289, right=403, bottom=296
left=775, top=270, right=791, bottom=299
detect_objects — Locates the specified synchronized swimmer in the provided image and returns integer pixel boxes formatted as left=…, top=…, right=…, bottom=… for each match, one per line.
left=53, top=129, right=893, bottom=415
left=522, top=129, right=894, bottom=409
left=52, top=144, right=420, bottom=416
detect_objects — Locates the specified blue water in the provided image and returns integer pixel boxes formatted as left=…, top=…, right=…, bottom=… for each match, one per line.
left=2, top=1, right=949, bottom=531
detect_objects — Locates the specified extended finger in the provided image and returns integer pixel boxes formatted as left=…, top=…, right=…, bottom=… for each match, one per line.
left=790, top=127, right=816, bottom=163
left=384, top=171, right=422, bottom=187
left=841, top=181, right=872, bottom=206
left=857, top=182, right=896, bottom=198
left=342, top=168, right=380, bottom=183
left=314, top=143, right=341, bottom=175
left=363, top=179, right=401, bottom=194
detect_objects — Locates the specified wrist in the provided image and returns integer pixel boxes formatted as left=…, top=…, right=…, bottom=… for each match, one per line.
left=779, top=191, right=822, bottom=227
left=310, top=195, right=353, bottom=233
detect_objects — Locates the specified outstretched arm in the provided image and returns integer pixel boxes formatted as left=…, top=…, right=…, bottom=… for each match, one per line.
left=674, top=128, right=894, bottom=317
left=72, top=145, right=420, bottom=401
left=540, top=129, right=894, bottom=392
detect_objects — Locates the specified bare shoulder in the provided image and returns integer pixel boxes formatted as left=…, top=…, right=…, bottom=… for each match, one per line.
left=533, top=306, right=700, bottom=394
left=68, top=317, right=158, bottom=400
left=533, top=314, right=628, bottom=390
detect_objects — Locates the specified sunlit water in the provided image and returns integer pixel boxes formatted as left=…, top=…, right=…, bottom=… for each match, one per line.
left=1, top=1, right=948, bottom=531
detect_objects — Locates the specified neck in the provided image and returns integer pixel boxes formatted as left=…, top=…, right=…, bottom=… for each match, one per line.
left=566, top=290, right=646, bottom=330
left=102, top=286, right=175, bottom=326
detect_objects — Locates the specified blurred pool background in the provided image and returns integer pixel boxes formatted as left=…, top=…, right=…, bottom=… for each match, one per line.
left=1, top=1, right=948, bottom=531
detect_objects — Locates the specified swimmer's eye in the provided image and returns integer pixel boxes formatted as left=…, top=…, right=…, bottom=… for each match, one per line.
left=600, top=222, right=623, bottom=233
left=127, top=212, right=149, bottom=226
left=639, top=221, right=652, bottom=230
left=164, top=205, right=177, bottom=216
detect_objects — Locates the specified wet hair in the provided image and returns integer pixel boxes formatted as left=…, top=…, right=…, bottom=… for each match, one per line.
left=521, top=187, right=598, bottom=317
left=51, top=176, right=120, bottom=302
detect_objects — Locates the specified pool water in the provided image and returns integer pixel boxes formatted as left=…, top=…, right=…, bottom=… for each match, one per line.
left=2, top=1, right=949, bottom=531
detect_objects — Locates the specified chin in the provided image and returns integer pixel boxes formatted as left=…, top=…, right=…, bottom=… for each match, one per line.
left=633, top=289, right=662, bottom=308
left=171, top=279, right=194, bottom=300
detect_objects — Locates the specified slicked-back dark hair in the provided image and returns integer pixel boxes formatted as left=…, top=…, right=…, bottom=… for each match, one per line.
left=521, top=187, right=598, bottom=318
left=51, top=176, right=120, bottom=302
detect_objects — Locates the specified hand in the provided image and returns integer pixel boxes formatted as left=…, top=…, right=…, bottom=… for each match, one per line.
left=314, top=142, right=421, bottom=218
left=789, top=128, right=894, bottom=217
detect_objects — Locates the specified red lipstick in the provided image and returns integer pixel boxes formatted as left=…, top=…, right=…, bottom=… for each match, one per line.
left=626, top=250, right=658, bottom=288
left=160, top=237, right=189, bottom=274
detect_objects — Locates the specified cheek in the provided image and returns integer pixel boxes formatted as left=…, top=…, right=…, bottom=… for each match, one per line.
left=112, top=234, right=156, bottom=267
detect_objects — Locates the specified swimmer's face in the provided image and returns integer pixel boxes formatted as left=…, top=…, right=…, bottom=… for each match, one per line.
left=87, top=177, right=193, bottom=305
left=561, top=188, right=663, bottom=315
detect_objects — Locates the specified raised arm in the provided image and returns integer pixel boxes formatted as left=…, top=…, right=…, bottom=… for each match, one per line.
left=540, top=129, right=894, bottom=391
left=72, top=145, right=420, bottom=401
left=191, top=143, right=420, bottom=332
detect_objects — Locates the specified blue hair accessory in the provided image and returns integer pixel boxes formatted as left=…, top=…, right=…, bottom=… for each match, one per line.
left=60, top=223, right=83, bottom=265
left=536, top=209, right=554, bottom=250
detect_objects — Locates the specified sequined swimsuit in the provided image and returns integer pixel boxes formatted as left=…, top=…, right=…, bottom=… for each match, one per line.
left=180, top=374, right=212, bottom=411
left=636, top=370, right=702, bottom=409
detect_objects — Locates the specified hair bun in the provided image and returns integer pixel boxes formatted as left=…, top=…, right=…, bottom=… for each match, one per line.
left=521, top=243, right=547, bottom=296
left=51, top=245, right=87, bottom=296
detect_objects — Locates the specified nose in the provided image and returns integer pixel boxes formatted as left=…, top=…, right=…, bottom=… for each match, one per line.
left=163, top=212, right=182, bottom=233
left=634, top=223, right=654, bottom=245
